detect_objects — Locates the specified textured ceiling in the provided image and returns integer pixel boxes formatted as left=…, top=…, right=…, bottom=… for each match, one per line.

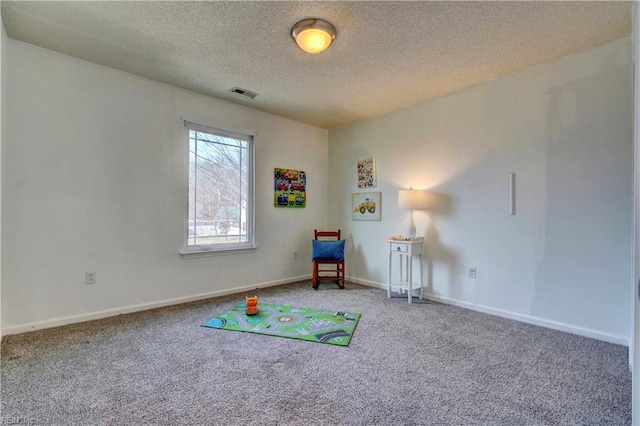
left=1, top=1, right=633, bottom=129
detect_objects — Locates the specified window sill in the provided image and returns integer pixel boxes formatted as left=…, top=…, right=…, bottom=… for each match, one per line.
left=180, top=245, right=257, bottom=259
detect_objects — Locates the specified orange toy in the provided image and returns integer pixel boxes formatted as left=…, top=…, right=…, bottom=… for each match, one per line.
left=245, top=295, right=259, bottom=316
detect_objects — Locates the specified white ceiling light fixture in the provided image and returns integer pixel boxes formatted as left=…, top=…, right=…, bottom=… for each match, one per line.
left=291, top=18, right=337, bottom=54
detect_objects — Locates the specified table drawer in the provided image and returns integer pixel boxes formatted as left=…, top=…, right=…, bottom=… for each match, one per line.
left=391, top=243, right=409, bottom=253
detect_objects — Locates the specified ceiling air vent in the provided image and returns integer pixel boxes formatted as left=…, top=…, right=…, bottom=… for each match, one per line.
left=230, top=87, right=258, bottom=100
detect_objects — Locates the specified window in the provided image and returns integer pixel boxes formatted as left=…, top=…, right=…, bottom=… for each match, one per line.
left=183, top=121, right=255, bottom=254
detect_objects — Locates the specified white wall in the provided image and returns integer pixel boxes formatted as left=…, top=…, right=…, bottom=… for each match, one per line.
left=2, top=30, right=632, bottom=347
left=329, top=38, right=633, bottom=343
left=2, top=39, right=328, bottom=333
left=0, top=9, right=5, bottom=340
left=633, top=3, right=639, bottom=424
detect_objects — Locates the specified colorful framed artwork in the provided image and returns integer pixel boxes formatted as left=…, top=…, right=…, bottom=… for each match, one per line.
left=274, top=168, right=306, bottom=208
left=357, top=158, right=376, bottom=188
left=352, top=192, right=381, bottom=221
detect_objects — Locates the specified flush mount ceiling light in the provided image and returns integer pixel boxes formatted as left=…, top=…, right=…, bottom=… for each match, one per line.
left=291, top=18, right=336, bottom=54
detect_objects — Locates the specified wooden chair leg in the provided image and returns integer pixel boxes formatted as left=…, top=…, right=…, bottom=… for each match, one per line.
left=312, top=261, right=318, bottom=289
left=336, top=261, right=345, bottom=289
left=313, top=261, right=345, bottom=289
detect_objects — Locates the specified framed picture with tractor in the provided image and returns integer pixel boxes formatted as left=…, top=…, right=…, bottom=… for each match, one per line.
left=352, top=191, right=381, bottom=221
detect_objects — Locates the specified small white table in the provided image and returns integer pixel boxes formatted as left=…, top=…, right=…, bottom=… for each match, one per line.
left=387, top=238, right=424, bottom=303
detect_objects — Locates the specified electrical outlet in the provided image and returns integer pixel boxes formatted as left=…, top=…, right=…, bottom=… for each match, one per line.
left=468, top=267, right=477, bottom=279
left=85, top=271, right=97, bottom=285
left=293, top=251, right=298, bottom=260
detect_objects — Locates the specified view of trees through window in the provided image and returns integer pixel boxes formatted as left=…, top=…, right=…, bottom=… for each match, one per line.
left=188, top=128, right=250, bottom=246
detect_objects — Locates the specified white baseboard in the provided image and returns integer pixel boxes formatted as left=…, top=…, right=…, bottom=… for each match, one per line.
left=2, top=274, right=311, bottom=336
left=347, top=276, right=383, bottom=288
left=349, top=276, right=629, bottom=347
left=4, top=274, right=629, bottom=347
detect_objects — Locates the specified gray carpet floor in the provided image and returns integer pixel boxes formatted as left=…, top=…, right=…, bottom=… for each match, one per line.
left=0, top=281, right=632, bottom=425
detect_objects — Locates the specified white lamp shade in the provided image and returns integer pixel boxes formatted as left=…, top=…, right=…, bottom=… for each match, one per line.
left=295, top=29, right=333, bottom=53
left=398, top=189, right=428, bottom=210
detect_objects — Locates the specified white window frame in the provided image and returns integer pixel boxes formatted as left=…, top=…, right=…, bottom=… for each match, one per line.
left=181, top=120, right=256, bottom=258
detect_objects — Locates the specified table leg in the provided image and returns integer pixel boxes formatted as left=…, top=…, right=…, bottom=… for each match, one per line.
left=408, top=254, right=413, bottom=303
left=387, top=251, right=391, bottom=298
left=419, top=253, right=423, bottom=300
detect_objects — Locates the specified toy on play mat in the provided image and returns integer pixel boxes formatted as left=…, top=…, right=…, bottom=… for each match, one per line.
left=245, top=295, right=259, bottom=316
